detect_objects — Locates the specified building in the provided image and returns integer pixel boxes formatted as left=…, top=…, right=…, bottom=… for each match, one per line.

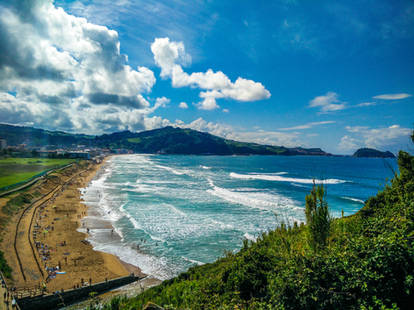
left=67, top=151, right=90, bottom=159
left=0, top=138, right=6, bottom=150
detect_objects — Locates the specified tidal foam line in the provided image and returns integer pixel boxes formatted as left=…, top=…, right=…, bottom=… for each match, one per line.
left=207, top=179, right=298, bottom=211
left=230, top=172, right=347, bottom=184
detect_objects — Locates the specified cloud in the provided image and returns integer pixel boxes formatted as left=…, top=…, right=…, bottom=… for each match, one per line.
left=222, top=108, right=229, bottom=113
left=372, top=93, right=412, bottom=100
left=279, top=121, right=335, bottom=131
left=59, top=0, right=219, bottom=67
left=151, top=37, right=191, bottom=78
left=0, top=0, right=159, bottom=134
left=173, top=117, right=303, bottom=147
left=151, top=37, right=271, bottom=110
left=179, top=102, right=188, bottom=109
left=309, top=92, right=346, bottom=112
left=338, top=124, right=412, bottom=153
left=356, top=102, right=376, bottom=107
left=338, top=135, right=359, bottom=152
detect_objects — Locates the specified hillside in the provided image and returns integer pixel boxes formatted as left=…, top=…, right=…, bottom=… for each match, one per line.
left=103, top=147, right=414, bottom=309
left=0, top=124, right=330, bottom=156
left=0, top=123, right=94, bottom=147
left=353, top=148, right=395, bottom=158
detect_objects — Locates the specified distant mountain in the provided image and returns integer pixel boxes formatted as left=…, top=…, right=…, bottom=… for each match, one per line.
left=353, top=148, right=395, bottom=158
left=0, top=123, right=94, bottom=147
left=0, top=123, right=330, bottom=156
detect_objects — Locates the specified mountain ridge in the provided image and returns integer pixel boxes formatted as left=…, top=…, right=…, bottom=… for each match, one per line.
left=0, top=123, right=330, bottom=156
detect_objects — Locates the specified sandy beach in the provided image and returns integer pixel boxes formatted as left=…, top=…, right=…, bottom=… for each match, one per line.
left=0, top=158, right=153, bottom=296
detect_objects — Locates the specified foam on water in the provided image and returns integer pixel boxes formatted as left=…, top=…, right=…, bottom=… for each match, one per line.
left=154, top=164, right=192, bottom=176
left=341, top=196, right=365, bottom=204
left=79, top=154, right=394, bottom=281
left=230, top=172, right=347, bottom=184
left=244, top=232, right=257, bottom=242
left=182, top=256, right=205, bottom=266
left=207, top=178, right=299, bottom=212
left=120, top=204, right=142, bottom=230
left=87, top=239, right=175, bottom=280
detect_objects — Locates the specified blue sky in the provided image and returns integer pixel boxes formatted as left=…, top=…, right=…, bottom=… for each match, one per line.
left=0, top=0, right=413, bottom=154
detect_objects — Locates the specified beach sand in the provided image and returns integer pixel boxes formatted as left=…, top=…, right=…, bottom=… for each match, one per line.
left=0, top=158, right=154, bottom=295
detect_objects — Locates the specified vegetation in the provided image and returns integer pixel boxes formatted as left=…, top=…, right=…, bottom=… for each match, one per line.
left=1, top=123, right=329, bottom=156
left=305, top=184, right=331, bottom=250
left=100, top=143, right=413, bottom=309
left=1, top=192, right=34, bottom=216
left=353, top=148, right=395, bottom=158
left=0, top=157, right=75, bottom=189
left=0, top=251, right=11, bottom=279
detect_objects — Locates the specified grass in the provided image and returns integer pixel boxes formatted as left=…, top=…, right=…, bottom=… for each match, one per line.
left=127, top=137, right=141, bottom=143
left=0, top=157, right=76, bottom=189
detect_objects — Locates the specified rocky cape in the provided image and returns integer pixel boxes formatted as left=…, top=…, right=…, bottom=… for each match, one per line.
left=353, top=148, right=395, bottom=158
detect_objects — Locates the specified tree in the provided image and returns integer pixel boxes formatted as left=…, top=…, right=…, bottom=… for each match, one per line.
left=305, top=184, right=331, bottom=250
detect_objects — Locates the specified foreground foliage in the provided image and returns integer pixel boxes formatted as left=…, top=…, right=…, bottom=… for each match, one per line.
left=102, top=150, right=413, bottom=309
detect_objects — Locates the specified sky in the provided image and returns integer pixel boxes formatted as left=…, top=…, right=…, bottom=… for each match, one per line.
left=0, top=0, right=413, bottom=154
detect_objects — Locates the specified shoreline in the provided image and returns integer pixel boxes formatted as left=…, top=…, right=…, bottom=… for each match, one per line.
left=0, top=157, right=159, bottom=295
left=78, top=156, right=162, bottom=292
left=79, top=156, right=145, bottom=276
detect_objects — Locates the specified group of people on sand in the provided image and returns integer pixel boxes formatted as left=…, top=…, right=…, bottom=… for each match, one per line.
left=45, top=263, right=62, bottom=282
left=36, top=242, right=51, bottom=262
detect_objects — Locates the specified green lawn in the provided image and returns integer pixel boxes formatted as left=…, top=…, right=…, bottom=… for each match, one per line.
left=0, top=158, right=76, bottom=189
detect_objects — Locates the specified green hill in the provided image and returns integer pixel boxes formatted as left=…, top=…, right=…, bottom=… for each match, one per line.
left=103, top=145, right=414, bottom=309
left=0, top=124, right=329, bottom=156
left=353, top=148, right=395, bottom=158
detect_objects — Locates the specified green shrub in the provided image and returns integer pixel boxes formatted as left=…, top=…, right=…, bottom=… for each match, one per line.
left=0, top=250, right=12, bottom=279
left=305, top=184, right=331, bottom=250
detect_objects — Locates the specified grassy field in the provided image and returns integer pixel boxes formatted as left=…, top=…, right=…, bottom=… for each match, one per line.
left=0, top=157, right=76, bottom=189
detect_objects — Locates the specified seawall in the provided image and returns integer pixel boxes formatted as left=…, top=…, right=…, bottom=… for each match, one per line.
left=17, top=274, right=141, bottom=310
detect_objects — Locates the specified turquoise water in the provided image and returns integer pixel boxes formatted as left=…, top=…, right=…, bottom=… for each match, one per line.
left=81, top=154, right=397, bottom=280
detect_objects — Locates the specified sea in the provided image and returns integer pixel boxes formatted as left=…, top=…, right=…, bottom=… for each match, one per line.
left=80, top=154, right=397, bottom=280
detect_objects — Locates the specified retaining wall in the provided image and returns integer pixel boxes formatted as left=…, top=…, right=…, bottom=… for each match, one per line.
left=17, top=274, right=140, bottom=310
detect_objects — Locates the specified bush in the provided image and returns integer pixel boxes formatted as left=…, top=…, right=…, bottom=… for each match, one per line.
left=305, top=184, right=331, bottom=250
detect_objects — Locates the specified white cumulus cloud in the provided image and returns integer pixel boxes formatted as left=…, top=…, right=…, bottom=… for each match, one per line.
left=338, top=124, right=411, bottom=154
left=151, top=37, right=271, bottom=110
left=179, top=102, right=188, bottom=109
left=0, top=0, right=159, bottom=134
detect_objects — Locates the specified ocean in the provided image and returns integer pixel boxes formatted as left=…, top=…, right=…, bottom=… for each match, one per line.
left=80, top=154, right=397, bottom=280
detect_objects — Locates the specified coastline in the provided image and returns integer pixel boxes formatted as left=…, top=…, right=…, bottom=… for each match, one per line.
left=78, top=156, right=162, bottom=292
left=78, top=156, right=146, bottom=276
left=0, top=157, right=157, bottom=295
